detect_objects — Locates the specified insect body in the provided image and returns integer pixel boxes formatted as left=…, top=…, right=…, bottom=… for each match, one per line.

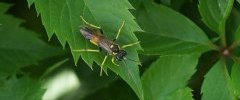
left=73, top=16, right=140, bottom=76
left=80, top=26, right=127, bottom=61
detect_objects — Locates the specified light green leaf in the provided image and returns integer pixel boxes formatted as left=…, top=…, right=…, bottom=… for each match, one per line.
left=202, top=60, right=235, bottom=100
left=28, top=0, right=143, bottom=99
left=198, top=0, right=234, bottom=35
left=231, top=61, right=240, bottom=97
left=0, top=3, right=62, bottom=79
left=0, top=76, right=45, bottom=100
left=142, top=54, right=199, bottom=100
left=238, top=0, right=240, bottom=4
left=136, top=3, right=214, bottom=55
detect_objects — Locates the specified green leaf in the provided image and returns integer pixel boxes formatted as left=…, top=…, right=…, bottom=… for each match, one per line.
left=234, top=26, right=240, bottom=43
left=28, top=0, right=143, bottom=99
left=159, top=0, right=187, bottom=10
left=0, top=76, right=45, bottom=100
left=136, top=3, right=214, bottom=55
left=41, top=58, right=69, bottom=79
left=238, top=0, right=240, bottom=4
left=141, top=54, right=199, bottom=100
left=0, top=3, right=62, bottom=79
left=160, top=0, right=171, bottom=6
left=198, top=0, right=234, bottom=35
left=164, top=88, right=193, bottom=100
left=170, top=0, right=187, bottom=10
left=231, top=61, right=240, bottom=97
left=201, top=60, right=235, bottom=100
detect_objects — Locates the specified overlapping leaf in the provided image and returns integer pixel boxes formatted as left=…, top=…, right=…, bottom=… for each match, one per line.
left=142, top=54, right=199, bottom=100
left=27, top=0, right=143, bottom=99
left=198, top=0, right=234, bottom=35
left=136, top=3, right=214, bottom=55
left=0, top=3, right=62, bottom=80
left=0, top=76, right=45, bottom=100
left=201, top=60, right=235, bottom=100
left=231, top=62, right=240, bottom=97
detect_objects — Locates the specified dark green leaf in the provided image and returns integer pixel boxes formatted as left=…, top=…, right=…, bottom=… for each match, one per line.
left=159, top=0, right=187, bottom=10
left=142, top=54, right=199, bottom=100
left=234, top=26, right=240, bottom=43
left=160, top=0, right=171, bottom=6
left=0, top=76, right=45, bottom=100
left=228, top=7, right=240, bottom=47
left=0, top=3, right=62, bottom=79
left=81, top=79, right=138, bottom=100
left=198, top=0, right=234, bottom=35
left=28, top=0, right=143, bottom=99
left=136, top=3, right=215, bottom=55
left=201, top=60, right=235, bottom=100
left=170, top=0, right=187, bottom=10
left=231, top=61, right=240, bottom=97
left=41, top=58, right=69, bottom=79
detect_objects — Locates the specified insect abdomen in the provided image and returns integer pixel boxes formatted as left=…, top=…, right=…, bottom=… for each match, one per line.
left=99, top=40, right=113, bottom=54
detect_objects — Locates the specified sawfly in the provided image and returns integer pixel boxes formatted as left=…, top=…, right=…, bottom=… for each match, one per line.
left=73, top=16, right=140, bottom=76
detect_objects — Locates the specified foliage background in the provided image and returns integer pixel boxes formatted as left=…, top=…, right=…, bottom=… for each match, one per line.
left=0, top=0, right=240, bottom=100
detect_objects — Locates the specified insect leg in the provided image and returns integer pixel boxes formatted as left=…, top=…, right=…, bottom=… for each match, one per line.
left=113, top=21, right=125, bottom=42
left=121, top=41, right=140, bottom=49
left=111, top=57, right=120, bottom=66
left=72, top=49, right=100, bottom=52
left=80, top=16, right=101, bottom=29
left=100, top=55, right=108, bottom=76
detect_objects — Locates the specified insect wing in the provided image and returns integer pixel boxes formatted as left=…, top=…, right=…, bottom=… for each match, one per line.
left=80, top=26, right=96, bottom=40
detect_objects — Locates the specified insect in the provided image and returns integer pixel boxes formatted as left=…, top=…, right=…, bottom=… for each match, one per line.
left=73, top=16, right=140, bottom=76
